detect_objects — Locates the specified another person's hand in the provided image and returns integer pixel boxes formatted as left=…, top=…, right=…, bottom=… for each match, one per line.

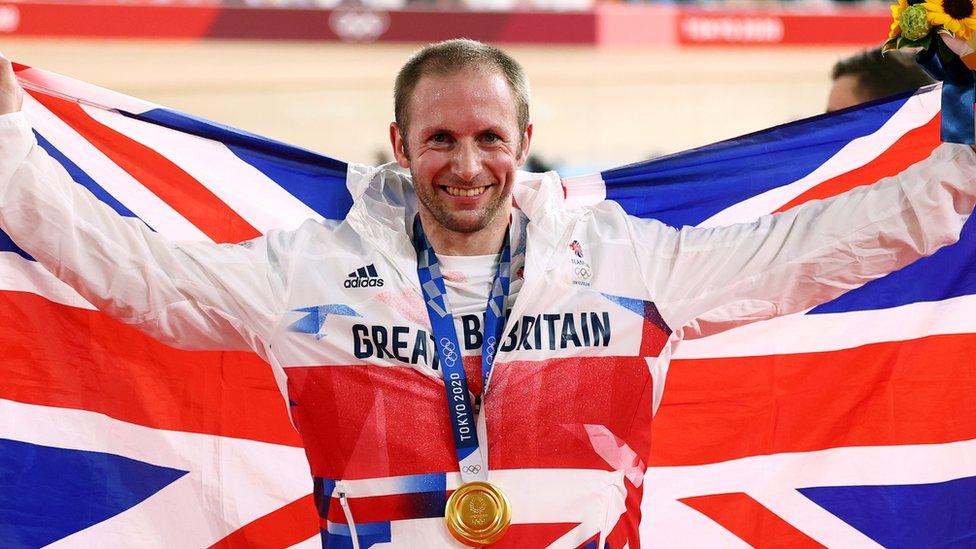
left=0, top=54, right=24, bottom=116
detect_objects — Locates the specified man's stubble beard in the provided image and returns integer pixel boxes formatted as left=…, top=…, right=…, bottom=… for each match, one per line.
left=413, top=173, right=510, bottom=235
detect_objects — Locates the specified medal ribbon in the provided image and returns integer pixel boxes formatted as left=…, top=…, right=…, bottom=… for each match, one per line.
left=413, top=215, right=511, bottom=483
left=916, top=44, right=976, bottom=145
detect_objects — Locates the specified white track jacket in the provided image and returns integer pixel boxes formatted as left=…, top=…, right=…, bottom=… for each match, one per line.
left=2, top=111, right=976, bottom=547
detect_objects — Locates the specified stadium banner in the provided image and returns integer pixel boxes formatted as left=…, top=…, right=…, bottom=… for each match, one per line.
left=2, top=62, right=975, bottom=547
left=0, top=2, right=889, bottom=46
left=0, top=3, right=595, bottom=44
left=675, top=8, right=890, bottom=46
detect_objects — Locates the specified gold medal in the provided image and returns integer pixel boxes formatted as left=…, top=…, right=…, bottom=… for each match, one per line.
left=444, top=481, right=511, bottom=546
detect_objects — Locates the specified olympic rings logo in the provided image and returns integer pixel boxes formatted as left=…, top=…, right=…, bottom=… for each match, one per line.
left=575, top=266, right=592, bottom=279
left=485, top=336, right=497, bottom=357
left=328, top=7, right=390, bottom=43
left=462, top=465, right=482, bottom=475
left=440, top=337, right=459, bottom=368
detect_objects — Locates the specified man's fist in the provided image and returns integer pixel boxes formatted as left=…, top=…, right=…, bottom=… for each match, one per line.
left=0, top=54, right=23, bottom=116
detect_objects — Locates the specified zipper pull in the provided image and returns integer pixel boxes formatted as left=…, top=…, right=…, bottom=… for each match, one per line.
left=336, top=487, right=361, bottom=549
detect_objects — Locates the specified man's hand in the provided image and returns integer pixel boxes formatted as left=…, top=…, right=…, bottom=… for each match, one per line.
left=0, top=54, right=24, bottom=115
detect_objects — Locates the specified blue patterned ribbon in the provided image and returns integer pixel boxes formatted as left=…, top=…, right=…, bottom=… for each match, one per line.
left=413, top=215, right=511, bottom=483
left=916, top=44, right=976, bottom=144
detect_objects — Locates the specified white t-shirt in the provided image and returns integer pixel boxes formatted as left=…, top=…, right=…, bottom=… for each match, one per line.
left=436, top=252, right=523, bottom=358
left=436, top=253, right=500, bottom=317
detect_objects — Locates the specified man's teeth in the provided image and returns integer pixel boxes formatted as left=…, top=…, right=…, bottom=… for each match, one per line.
left=444, top=186, right=488, bottom=197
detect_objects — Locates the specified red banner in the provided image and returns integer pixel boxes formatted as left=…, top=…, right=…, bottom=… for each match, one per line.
left=0, top=2, right=890, bottom=46
left=676, top=9, right=891, bottom=46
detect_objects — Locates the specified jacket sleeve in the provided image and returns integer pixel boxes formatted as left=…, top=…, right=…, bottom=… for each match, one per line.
left=622, top=142, right=976, bottom=338
left=0, top=111, right=290, bottom=352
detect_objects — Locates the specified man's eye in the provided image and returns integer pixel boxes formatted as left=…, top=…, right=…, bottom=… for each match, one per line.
left=430, top=133, right=448, bottom=143
left=483, top=133, right=501, bottom=143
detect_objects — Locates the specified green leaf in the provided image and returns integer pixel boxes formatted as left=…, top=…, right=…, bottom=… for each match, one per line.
left=896, top=34, right=933, bottom=49
left=935, top=32, right=958, bottom=63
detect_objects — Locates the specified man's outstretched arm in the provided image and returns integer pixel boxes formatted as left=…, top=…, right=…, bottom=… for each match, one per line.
left=613, top=142, right=976, bottom=338
left=0, top=56, right=289, bottom=352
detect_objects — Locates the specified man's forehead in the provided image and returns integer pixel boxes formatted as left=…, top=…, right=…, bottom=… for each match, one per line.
left=406, top=68, right=518, bottom=131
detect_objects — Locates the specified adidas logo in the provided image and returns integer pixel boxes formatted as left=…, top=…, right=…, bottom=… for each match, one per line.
left=344, top=264, right=385, bottom=288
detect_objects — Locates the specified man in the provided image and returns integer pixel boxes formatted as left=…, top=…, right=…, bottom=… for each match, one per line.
left=1, top=40, right=975, bottom=546
left=827, top=46, right=935, bottom=112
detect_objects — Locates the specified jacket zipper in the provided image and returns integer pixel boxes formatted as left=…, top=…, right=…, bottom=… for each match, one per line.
left=483, top=210, right=587, bottom=397
left=337, top=485, right=361, bottom=549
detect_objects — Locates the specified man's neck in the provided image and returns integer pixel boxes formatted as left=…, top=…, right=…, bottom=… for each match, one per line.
left=418, top=208, right=510, bottom=256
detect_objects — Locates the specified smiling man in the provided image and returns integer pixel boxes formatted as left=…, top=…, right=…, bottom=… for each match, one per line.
left=1, top=40, right=976, bottom=547
left=389, top=46, right=531, bottom=257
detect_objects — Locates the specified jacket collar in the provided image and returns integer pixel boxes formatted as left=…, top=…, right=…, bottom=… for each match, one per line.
left=343, top=162, right=568, bottom=258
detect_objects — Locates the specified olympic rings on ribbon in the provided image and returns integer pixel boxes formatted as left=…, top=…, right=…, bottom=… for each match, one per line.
left=484, top=336, right=497, bottom=362
left=440, top=337, right=459, bottom=367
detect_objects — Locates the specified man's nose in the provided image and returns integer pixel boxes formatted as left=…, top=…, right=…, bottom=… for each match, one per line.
left=452, top=141, right=481, bottom=182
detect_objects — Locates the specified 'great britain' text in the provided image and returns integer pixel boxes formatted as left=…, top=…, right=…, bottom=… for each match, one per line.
left=351, top=311, right=611, bottom=368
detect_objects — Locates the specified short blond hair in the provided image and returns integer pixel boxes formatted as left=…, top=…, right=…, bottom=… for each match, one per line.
left=394, top=39, right=530, bottom=140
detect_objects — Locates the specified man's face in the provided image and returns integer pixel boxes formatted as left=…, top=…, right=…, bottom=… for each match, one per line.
left=826, top=74, right=865, bottom=113
left=390, top=67, right=532, bottom=235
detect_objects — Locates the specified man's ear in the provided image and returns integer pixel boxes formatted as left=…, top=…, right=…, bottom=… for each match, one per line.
left=390, top=123, right=410, bottom=169
left=517, top=123, right=534, bottom=167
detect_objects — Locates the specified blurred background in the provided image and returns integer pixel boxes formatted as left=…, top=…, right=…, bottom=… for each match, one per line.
left=0, top=0, right=895, bottom=174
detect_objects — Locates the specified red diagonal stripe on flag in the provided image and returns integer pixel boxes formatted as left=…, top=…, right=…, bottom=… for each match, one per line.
left=28, top=90, right=261, bottom=244
left=680, top=492, right=824, bottom=548
left=776, top=115, right=940, bottom=211
left=209, top=495, right=318, bottom=549
left=0, top=290, right=300, bottom=446
left=652, top=333, right=976, bottom=467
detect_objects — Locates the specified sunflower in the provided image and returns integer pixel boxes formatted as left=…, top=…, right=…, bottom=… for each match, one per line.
left=924, top=0, right=976, bottom=40
left=890, top=0, right=910, bottom=38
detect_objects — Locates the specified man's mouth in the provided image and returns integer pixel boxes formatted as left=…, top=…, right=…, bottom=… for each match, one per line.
left=443, top=185, right=489, bottom=197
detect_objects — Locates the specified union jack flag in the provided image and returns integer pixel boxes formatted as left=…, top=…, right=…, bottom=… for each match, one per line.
left=569, top=240, right=584, bottom=259
left=1, top=62, right=974, bottom=547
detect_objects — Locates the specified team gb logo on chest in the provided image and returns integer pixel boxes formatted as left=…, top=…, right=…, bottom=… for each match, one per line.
left=568, top=240, right=592, bottom=287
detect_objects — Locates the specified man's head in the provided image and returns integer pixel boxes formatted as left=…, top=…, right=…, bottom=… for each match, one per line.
left=393, top=39, right=530, bottom=147
left=389, top=39, right=533, bottom=239
left=827, top=47, right=935, bottom=112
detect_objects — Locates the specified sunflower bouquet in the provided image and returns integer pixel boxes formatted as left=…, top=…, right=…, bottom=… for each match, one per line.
left=885, top=0, right=976, bottom=143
